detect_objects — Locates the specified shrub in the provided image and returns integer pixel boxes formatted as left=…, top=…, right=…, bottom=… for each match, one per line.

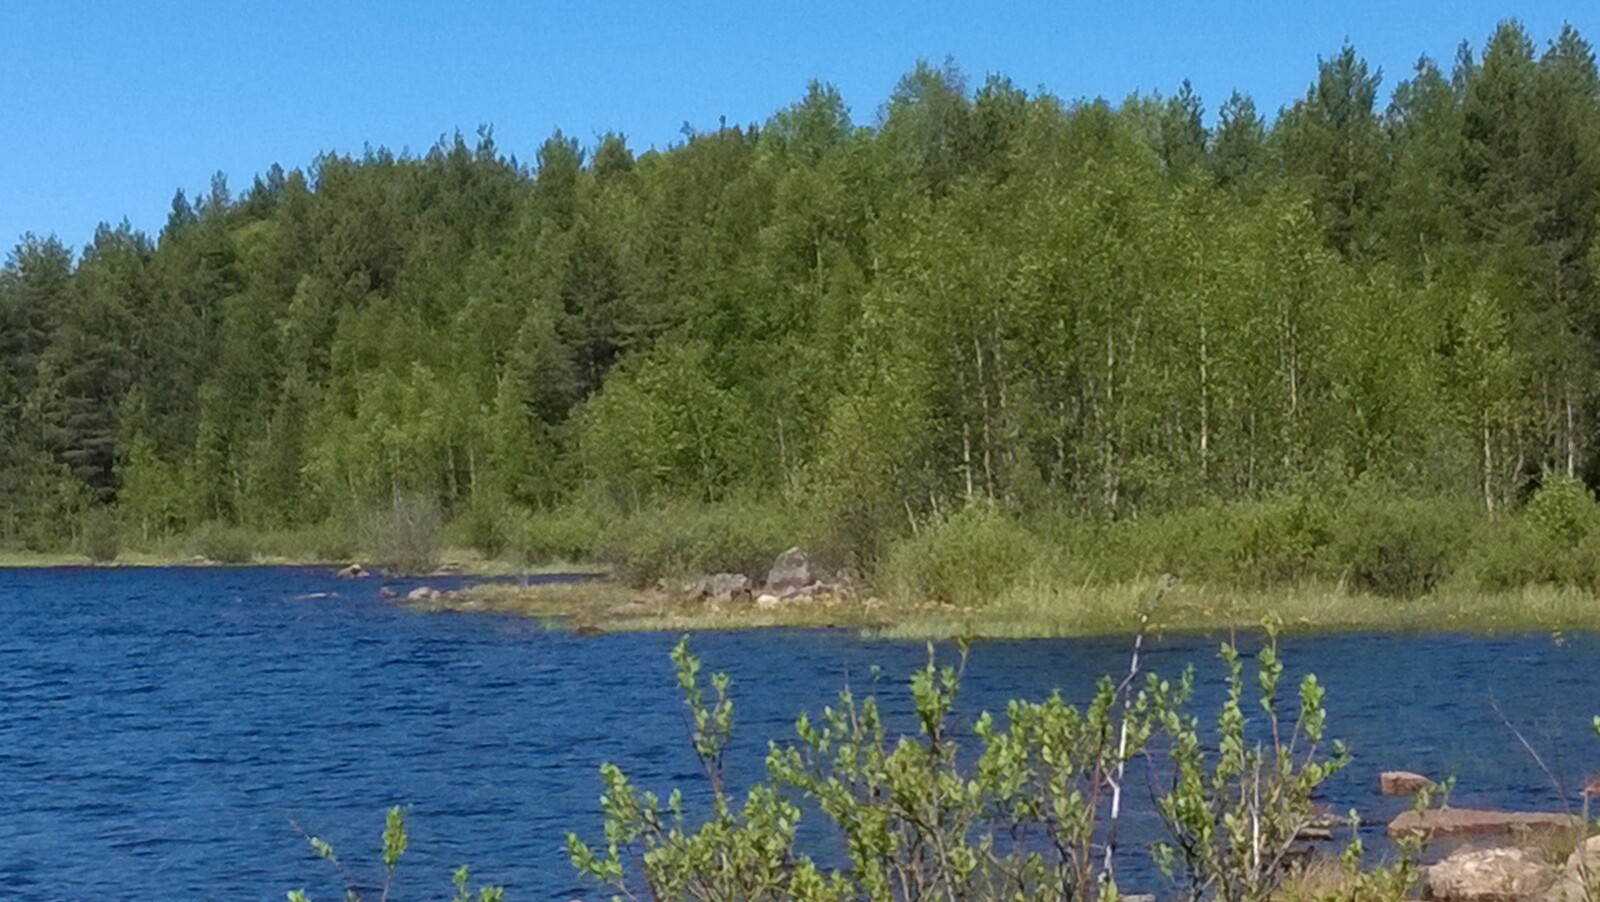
left=596, top=498, right=800, bottom=586
left=1524, top=475, right=1600, bottom=547
left=567, top=630, right=1349, bottom=902
left=1469, top=518, right=1577, bottom=589
left=878, top=505, right=1044, bottom=605
left=448, top=494, right=517, bottom=560
left=250, top=522, right=358, bottom=563
left=1155, top=495, right=1332, bottom=587
left=287, top=806, right=505, bottom=902
left=1471, top=478, right=1600, bottom=590
left=81, top=507, right=120, bottom=563
left=1153, top=619, right=1349, bottom=902
left=192, top=522, right=256, bottom=563
left=1323, top=492, right=1466, bottom=598
left=514, top=506, right=602, bottom=566
left=361, top=495, right=443, bottom=576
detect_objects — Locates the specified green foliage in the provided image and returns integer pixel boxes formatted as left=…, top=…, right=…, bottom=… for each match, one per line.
left=287, top=805, right=505, bottom=902
left=361, top=495, right=443, bottom=576
left=878, top=505, right=1045, bottom=605
left=1152, top=619, right=1349, bottom=902
left=1524, top=476, right=1600, bottom=548
left=1133, top=495, right=1334, bottom=588
left=447, top=493, right=517, bottom=560
left=513, top=505, right=602, bottom=566
left=596, top=498, right=803, bottom=586
left=192, top=521, right=257, bottom=564
left=3, top=27, right=1600, bottom=594
left=80, top=507, right=120, bottom=563
left=1323, top=489, right=1466, bottom=597
left=568, top=631, right=1349, bottom=902
left=250, top=521, right=359, bottom=564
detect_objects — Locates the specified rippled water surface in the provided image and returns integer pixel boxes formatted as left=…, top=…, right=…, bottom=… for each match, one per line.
left=2, top=566, right=1598, bottom=900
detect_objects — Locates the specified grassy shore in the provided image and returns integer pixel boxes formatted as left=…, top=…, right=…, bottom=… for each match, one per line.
left=10, top=544, right=1599, bottom=636
left=422, top=576, right=1600, bottom=638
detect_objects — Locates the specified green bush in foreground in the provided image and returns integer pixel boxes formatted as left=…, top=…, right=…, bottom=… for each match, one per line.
left=287, top=805, right=503, bottom=902
left=567, top=623, right=1362, bottom=902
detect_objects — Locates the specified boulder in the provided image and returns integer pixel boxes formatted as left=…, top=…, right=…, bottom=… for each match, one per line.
left=336, top=563, right=368, bottom=579
left=754, top=593, right=781, bottom=610
left=1425, top=847, right=1555, bottom=902
left=766, top=547, right=814, bottom=593
left=1544, top=836, right=1600, bottom=902
left=378, top=587, right=399, bottom=599
left=684, top=573, right=751, bottom=602
left=1567, top=835, right=1600, bottom=874
left=777, top=583, right=823, bottom=602
left=1389, top=809, right=1585, bottom=840
left=1381, top=770, right=1433, bottom=796
left=406, top=586, right=439, bottom=602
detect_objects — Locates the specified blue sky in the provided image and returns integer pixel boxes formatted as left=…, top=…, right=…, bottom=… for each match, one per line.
left=1, top=1, right=1593, bottom=252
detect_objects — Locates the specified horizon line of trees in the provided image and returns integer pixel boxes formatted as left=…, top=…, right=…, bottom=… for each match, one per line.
left=3, top=19, right=1599, bottom=559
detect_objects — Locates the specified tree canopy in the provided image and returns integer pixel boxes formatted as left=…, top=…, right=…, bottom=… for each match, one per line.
left=5, top=22, right=1600, bottom=557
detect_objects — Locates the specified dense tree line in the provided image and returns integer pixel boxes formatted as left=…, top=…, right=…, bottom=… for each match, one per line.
left=4, top=21, right=1599, bottom=560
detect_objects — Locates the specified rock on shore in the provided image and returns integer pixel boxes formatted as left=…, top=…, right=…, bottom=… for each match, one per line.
left=1389, top=808, right=1585, bottom=839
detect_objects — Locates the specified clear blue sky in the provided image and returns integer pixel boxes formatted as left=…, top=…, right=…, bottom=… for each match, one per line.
left=1, top=1, right=1592, bottom=253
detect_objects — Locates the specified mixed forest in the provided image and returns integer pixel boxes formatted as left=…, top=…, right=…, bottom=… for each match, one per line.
left=6, top=21, right=1600, bottom=598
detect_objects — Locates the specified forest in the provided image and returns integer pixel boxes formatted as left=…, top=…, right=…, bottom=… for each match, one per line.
left=5, top=20, right=1600, bottom=598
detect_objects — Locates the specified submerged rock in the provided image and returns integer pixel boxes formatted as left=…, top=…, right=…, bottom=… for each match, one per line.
left=1425, top=847, right=1554, bottom=902
left=1380, top=770, right=1432, bottom=796
left=406, top=586, right=440, bottom=601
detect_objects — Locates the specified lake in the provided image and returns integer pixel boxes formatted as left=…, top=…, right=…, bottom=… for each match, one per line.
left=1, top=566, right=1597, bottom=900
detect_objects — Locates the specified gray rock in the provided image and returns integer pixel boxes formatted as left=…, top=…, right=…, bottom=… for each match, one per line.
left=406, top=586, right=439, bottom=601
left=1426, top=847, right=1554, bottom=902
left=766, top=547, right=814, bottom=593
left=1390, top=809, right=1585, bottom=839
left=336, top=563, right=368, bottom=579
left=1544, top=836, right=1600, bottom=902
left=1380, top=770, right=1432, bottom=796
left=685, top=573, right=751, bottom=602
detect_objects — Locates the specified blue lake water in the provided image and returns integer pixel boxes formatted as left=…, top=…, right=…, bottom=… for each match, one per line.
left=1, top=565, right=1597, bottom=900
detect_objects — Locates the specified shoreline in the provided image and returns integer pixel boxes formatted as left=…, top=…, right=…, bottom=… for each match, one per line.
left=421, top=577, right=1600, bottom=639
left=10, top=552, right=1600, bottom=639
left=0, top=549, right=600, bottom=579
